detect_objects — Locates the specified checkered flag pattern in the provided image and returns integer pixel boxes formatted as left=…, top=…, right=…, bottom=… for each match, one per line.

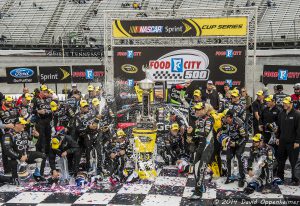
left=0, top=152, right=298, bottom=206
left=151, top=71, right=183, bottom=80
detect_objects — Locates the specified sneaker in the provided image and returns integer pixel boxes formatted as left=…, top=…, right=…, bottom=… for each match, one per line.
left=225, top=178, right=234, bottom=184
left=238, top=179, right=245, bottom=187
left=33, top=174, right=46, bottom=182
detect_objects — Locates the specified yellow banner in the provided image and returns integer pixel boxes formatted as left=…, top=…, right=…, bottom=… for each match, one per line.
left=193, top=17, right=247, bottom=36
left=112, top=17, right=248, bottom=38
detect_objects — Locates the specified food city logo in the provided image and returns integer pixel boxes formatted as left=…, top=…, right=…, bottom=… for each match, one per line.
left=121, top=64, right=138, bottom=74
left=219, top=64, right=238, bottom=74
left=10, top=68, right=34, bottom=78
left=116, top=50, right=142, bottom=58
left=215, top=49, right=242, bottom=58
left=40, top=68, right=70, bottom=81
left=148, top=49, right=210, bottom=81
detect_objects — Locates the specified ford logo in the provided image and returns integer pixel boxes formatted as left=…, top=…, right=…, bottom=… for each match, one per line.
left=121, top=64, right=138, bottom=74
left=10, top=68, right=34, bottom=78
left=219, top=64, right=237, bottom=74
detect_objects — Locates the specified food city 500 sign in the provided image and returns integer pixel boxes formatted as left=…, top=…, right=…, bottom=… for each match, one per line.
left=113, top=17, right=247, bottom=38
left=114, top=46, right=245, bottom=86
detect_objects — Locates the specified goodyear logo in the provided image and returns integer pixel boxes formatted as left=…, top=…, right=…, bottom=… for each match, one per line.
left=219, top=64, right=237, bottom=74
left=121, top=64, right=138, bottom=73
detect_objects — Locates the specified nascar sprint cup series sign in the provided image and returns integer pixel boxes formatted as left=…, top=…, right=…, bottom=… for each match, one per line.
left=113, top=17, right=247, bottom=38
left=6, top=67, right=38, bottom=84
left=114, top=46, right=246, bottom=88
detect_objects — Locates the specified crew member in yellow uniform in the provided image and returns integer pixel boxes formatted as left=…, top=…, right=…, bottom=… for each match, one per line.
left=206, top=104, right=228, bottom=178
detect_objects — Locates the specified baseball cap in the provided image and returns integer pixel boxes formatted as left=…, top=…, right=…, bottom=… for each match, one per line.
left=50, top=101, right=58, bottom=111
left=193, top=89, right=201, bottom=97
left=80, top=100, right=89, bottom=108
left=231, top=90, right=239, bottom=97
left=40, top=85, right=48, bottom=91
left=207, top=80, right=213, bottom=85
left=92, top=98, right=100, bottom=106
left=252, top=133, right=263, bottom=142
left=256, top=90, right=264, bottom=96
left=72, top=83, right=77, bottom=87
left=88, top=85, right=94, bottom=91
left=48, top=89, right=54, bottom=94
left=193, top=102, right=204, bottom=110
left=15, top=117, right=28, bottom=125
left=5, top=95, right=13, bottom=102
left=51, top=137, right=60, bottom=150
left=95, top=86, right=100, bottom=92
left=171, top=123, right=179, bottom=130
left=117, top=129, right=126, bottom=137
left=24, top=93, right=32, bottom=101
left=265, top=95, right=274, bottom=102
left=283, top=96, right=292, bottom=104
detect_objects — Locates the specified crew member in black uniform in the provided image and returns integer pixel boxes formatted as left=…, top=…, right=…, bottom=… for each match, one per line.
left=0, top=95, right=19, bottom=174
left=276, top=97, right=300, bottom=185
left=32, top=85, right=52, bottom=176
left=187, top=102, right=214, bottom=200
left=273, top=85, right=288, bottom=109
left=49, top=126, right=80, bottom=180
left=221, top=110, right=247, bottom=187
left=2, top=117, right=46, bottom=184
left=228, top=90, right=246, bottom=122
left=75, top=100, right=100, bottom=172
left=252, top=90, right=265, bottom=134
left=259, top=95, right=280, bottom=144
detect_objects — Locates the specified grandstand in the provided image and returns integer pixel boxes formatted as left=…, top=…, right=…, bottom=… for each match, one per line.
left=0, top=0, right=300, bottom=48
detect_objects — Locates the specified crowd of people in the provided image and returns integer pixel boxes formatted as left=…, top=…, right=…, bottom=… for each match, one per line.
left=0, top=81, right=299, bottom=200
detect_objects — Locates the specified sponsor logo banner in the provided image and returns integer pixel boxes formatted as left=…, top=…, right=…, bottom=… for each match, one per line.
left=113, top=17, right=247, bottom=38
left=6, top=67, right=38, bottom=84
left=114, top=46, right=245, bottom=109
left=263, top=65, right=300, bottom=84
left=39, top=66, right=71, bottom=83
left=72, top=65, right=105, bottom=83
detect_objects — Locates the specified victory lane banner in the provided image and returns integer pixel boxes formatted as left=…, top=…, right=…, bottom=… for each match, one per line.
left=113, top=17, right=247, bottom=38
left=6, top=66, right=38, bottom=84
left=39, top=66, right=71, bottom=83
left=263, top=65, right=300, bottom=85
left=72, top=65, right=105, bottom=83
